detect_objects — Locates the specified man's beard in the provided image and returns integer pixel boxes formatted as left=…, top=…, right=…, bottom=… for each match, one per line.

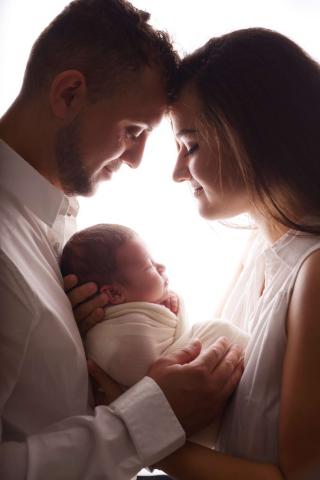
left=54, top=118, right=94, bottom=196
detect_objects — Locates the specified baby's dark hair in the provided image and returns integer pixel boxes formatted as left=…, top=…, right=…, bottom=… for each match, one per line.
left=60, top=223, right=136, bottom=287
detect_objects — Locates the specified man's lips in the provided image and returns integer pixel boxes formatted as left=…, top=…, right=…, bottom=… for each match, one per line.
left=100, top=161, right=122, bottom=178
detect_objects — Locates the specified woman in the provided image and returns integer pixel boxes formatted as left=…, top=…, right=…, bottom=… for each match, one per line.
left=155, top=28, right=320, bottom=479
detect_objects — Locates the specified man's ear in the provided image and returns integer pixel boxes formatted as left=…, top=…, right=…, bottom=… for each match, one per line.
left=49, top=70, right=87, bottom=120
left=100, top=284, right=126, bottom=305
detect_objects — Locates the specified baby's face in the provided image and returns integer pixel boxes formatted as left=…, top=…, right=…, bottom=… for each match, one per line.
left=115, top=236, right=169, bottom=304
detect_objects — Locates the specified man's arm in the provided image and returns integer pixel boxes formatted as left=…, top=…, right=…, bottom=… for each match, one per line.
left=1, top=254, right=243, bottom=480
left=0, top=256, right=184, bottom=480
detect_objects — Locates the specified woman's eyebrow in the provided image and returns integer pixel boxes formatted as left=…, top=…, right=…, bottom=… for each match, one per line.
left=176, top=128, right=197, bottom=138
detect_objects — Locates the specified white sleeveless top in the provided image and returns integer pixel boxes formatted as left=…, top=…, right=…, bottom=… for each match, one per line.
left=216, top=230, right=320, bottom=463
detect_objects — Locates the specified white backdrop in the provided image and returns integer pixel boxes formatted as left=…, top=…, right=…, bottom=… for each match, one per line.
left=1, top=0, right=320, bottom=326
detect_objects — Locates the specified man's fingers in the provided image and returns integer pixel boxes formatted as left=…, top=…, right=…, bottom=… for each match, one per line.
left=88, top=359, right=123, bottom=404
left=63, top=274, right=78, bottom=292
left=209, top=344, right=244, bottom=390
left=191, top=336, right=231, bottom=370
left=67, top=282, right=98, bottom=308
left=150, top=341, right=202, bottom=378
left=219, top=356, right=244, bottom=399
left=162, top=340, right=202, bottom=366
left=73, top=292, right=108, bottom=323
left=78, top=307, right=105, bottom=336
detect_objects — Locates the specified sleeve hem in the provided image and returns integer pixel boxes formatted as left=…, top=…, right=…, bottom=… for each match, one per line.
left=109, top=376, right=185, bottom=466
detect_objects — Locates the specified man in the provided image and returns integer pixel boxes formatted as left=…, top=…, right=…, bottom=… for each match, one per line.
left=0, top=1, right=243, bottom=478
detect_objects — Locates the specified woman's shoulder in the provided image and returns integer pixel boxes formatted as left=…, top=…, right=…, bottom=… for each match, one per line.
left=287, top=247, right=320, bottom=332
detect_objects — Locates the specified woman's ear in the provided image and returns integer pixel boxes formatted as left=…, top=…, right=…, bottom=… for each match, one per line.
left=100, top=284, right=126, bottom=305
left=49, top=70, right=87, bottom=120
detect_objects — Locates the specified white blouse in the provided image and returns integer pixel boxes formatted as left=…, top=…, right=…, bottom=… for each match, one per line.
left=216, top=229, right=320, bottom=463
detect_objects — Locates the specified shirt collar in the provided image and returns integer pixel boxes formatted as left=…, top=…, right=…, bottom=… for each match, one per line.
left=0, top=139, right=79, bottom=226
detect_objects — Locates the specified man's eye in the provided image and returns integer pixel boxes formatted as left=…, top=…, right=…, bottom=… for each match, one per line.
left=185, top=144, right=199, bottom=156
left=125, top=127, right=144, bottom=140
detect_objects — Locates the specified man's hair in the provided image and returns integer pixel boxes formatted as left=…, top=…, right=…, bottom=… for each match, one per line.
left=60, top=223, right=136, bottom=287
left=21, top=0, right=179, bottom=101
left=171, top=28, right=320, bottom=234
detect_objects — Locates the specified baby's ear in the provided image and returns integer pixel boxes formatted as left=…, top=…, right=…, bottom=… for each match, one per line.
left=100, top=285, right=125, bottom=305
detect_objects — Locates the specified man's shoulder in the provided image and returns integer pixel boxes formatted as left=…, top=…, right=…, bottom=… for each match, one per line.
left=0, top=187, right=62, bottom=300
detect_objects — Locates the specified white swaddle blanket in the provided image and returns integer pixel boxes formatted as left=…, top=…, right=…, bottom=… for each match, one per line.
left=85, top=301, right=249, bottom=447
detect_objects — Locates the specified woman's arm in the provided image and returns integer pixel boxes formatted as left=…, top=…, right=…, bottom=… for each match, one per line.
left=158, top=249, right=320, bottom=480
left=158, top=442, right=282, bottom=480
left=279, top=249, right=320, bottom=476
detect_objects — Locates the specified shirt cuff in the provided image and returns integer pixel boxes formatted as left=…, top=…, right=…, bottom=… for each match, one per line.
left=108, top=376, right=185, bottom=466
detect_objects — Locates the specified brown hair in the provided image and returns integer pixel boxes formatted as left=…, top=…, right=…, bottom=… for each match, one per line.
left=60, top=223, right=135, bottom=287
left=21, top=0, right=178, bottom=101
left=171, top=28, right=320, bottom=234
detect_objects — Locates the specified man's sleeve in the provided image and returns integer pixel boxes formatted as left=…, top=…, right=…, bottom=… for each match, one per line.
left=1, top=379, right=185, bottom=480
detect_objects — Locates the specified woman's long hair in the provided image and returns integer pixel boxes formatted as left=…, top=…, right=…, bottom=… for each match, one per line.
left=171, top=28, right=320, bottom=234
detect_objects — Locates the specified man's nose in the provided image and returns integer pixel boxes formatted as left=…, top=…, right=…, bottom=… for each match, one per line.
left=121, top=136, right=147, bottom=169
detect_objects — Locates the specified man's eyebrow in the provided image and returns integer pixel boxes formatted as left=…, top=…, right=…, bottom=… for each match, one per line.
left=176, top=128, right=197, bottom=138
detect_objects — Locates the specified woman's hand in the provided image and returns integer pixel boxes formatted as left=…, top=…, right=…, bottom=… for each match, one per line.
left=63, top=274, right=108, bottom=336
left=87, top=359, right=124, bottom=405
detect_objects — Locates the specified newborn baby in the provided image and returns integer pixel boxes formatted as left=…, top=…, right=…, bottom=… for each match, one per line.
left=61, top=223, right=249, bottom=447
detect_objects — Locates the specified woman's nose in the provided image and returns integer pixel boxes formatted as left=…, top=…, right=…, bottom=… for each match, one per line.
left=172, top=155, right=191, bottom=183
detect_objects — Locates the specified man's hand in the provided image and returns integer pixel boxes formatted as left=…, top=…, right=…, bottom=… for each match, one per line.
left=63, top=274, right=108, bottom=336
left=148, top=337, right=244, bottom=437
left=88, top=359, right=124, bottom=405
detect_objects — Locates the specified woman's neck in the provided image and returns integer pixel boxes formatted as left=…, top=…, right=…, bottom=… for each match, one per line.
left=251, top=212, right=289, bottom=245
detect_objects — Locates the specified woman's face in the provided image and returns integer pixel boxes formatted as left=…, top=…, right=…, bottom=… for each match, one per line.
left=170, top=87, right=251, bottom=220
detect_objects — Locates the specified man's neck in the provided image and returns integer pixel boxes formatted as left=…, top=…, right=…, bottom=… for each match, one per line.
left=0, top=97, right=62, bottom=190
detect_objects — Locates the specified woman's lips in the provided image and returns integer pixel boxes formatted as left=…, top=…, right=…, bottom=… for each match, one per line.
left=191, top=182, right=204, bottom=197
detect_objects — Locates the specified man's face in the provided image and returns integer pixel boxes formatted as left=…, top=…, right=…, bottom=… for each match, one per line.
left=54, top=67, right=166, bottom=196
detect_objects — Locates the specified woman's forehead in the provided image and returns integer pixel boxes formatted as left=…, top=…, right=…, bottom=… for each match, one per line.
left=170, top=90, right=202, bottom=135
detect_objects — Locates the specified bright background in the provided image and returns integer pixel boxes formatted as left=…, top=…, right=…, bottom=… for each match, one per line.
left=1, top=0, right=320, bottom=327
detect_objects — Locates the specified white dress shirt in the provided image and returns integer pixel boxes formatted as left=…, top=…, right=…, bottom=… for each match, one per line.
left=0, top=140, right=184, bottom=480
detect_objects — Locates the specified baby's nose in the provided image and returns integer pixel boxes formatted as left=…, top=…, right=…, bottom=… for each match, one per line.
left=157, top=263, right=166, bottom=273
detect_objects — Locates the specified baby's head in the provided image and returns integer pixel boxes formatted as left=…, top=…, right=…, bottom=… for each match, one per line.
left=61, top=224, right=169, bottom=305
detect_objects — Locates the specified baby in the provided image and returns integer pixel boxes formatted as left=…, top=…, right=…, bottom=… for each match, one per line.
left=61, top=223, right=249, bottom=446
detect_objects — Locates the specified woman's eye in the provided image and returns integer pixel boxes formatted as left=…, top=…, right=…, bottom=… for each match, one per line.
left=185, top=144, right=199, bottom=156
